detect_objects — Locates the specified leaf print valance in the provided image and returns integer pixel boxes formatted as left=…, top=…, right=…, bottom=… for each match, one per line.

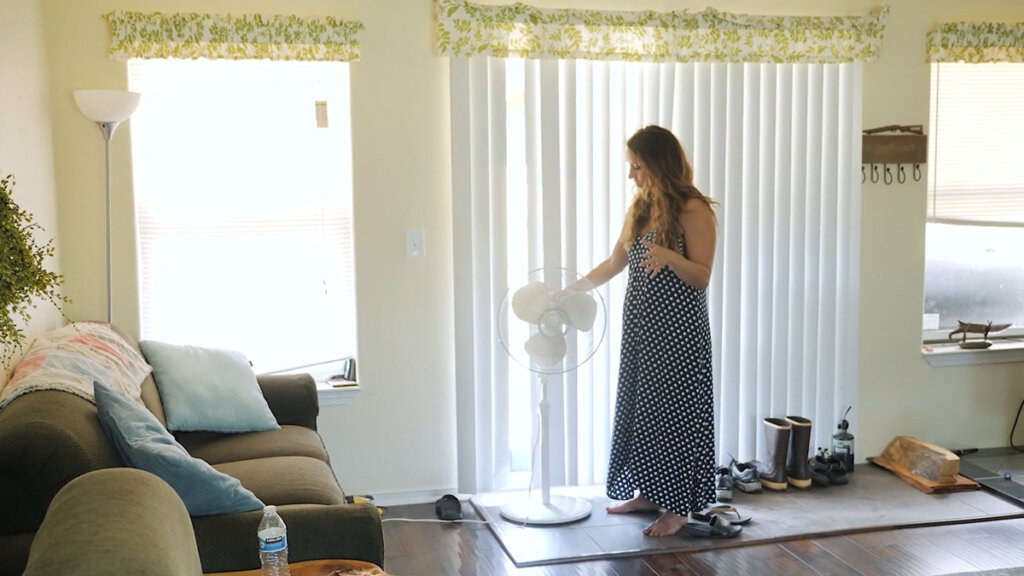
left=927, top=21, right=1024, bottom=63
left=435, top=0, right=888, bottom=64
left=105, top=11, right=364, bottom=62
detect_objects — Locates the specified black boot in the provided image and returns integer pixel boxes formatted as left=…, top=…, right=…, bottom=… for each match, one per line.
left=759, top=418, right=791, bottom=491
left=785, top=416, right=812, bottom=489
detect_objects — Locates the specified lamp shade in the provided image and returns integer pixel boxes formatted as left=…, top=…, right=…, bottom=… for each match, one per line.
left=73, top=90, right=140, bottom=122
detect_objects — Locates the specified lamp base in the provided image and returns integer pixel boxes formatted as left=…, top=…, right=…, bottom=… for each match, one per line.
left=499, top=494, right=592, bottom=525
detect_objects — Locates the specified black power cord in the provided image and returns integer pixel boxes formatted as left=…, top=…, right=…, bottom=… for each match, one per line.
left=1011, top=396, right=1024, bottom=453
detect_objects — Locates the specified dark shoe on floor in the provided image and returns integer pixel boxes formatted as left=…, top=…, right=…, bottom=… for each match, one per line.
left=827, top=458, right=849, bottom=485
left=729, top=458, right=763, bottom=493
left=682, top=514, right=742, bottom=538
left=809, top=452, right=831, bottom=487
left=690, top=504, right=752, bottom=526
left=435, top=494, right=463, bottom=520
left=715, top=466, right=734, bottom=502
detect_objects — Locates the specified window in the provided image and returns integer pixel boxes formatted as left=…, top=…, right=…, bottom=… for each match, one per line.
left=128, top=60, right=356, bottom=373
left=924, top=63, right=1024, bottom=341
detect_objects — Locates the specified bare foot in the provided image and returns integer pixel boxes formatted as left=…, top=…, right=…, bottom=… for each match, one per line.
left=643, top=511, right=686, bottom=537
left=606, top=494, right=661, bottom=514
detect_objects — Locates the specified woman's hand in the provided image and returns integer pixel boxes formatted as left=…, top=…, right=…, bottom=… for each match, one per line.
left=640, top=238, right=675, bottom=277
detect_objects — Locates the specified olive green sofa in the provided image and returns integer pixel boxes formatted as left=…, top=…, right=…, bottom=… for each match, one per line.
left=23, top=467, right=204, bottom=576
left=0, top=328, right=383, bottom=575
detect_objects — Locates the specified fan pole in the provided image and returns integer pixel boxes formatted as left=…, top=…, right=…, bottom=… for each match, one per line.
left=498, top=374, right=592, bottom=525
left=539, top=374, right=551, bottom=506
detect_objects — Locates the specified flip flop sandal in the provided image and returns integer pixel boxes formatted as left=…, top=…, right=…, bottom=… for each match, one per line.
left=435, top=494, right=463, bottom=521
left=682, top=514, right=742, bottom=538
left=690, top=505, right=752, bottom=526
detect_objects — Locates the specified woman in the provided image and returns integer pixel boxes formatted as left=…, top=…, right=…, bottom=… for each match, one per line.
left=581, top=125, right=717, bottom=537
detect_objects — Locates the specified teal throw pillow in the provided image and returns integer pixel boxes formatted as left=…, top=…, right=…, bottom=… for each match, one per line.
left=93, top=381, right=264, bottom=516
left=139, top=340, right=279, bottom=433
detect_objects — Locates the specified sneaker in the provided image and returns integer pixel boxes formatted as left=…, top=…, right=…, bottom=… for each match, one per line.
left=715, top=466, right=734, bottom=502
left=729, top=458, right=763, bottom=494
left=809, top=448, right=848, bottom=486
left=808, top=451, right=831, bottom=487
left=826, top=456, right=849, bottom=485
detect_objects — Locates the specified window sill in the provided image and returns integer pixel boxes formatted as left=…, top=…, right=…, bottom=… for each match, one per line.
left=316, top=381, right=361, bottom=406
left=922, top=338, right=1024, bottom=367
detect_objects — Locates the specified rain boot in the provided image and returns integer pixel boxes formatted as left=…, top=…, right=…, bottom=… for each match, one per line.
left=785, top=416, right=812, bottom=489
left=758, top=417, right=791, bottom=491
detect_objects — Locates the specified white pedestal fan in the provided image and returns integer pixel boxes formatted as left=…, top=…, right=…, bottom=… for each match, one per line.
left=496, top=268, right=607, bottom=525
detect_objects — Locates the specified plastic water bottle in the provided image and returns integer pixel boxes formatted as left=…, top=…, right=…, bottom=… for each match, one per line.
left=258, top=505, right=290, bottom=576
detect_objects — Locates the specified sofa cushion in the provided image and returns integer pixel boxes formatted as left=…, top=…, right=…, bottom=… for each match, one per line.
left=214, top=456, right=345, bottom=506
left=94, top=382, right=264, bottom=516
left=177, top=425, right=330, bottom=466
left=139, top=340, right=278, bottom=433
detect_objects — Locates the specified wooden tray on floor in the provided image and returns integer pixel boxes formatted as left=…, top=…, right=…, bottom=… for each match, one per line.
left=869, top=456, right=980, bottom=494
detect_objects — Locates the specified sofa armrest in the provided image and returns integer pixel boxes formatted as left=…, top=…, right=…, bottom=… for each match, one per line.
left=191, top=502, right=384, bottom=572
left=256, top=373, right=320, bottom=430
left=0, top=391, right=121, bottom=536
left=23, top=468, right=203, bottom=576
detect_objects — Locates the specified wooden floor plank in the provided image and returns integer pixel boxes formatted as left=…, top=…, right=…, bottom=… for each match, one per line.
left=780, top=539, right=863, bottom=576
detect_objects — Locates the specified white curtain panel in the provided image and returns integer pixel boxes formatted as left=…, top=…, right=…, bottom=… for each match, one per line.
left=451, top=56, right=861, bottom=494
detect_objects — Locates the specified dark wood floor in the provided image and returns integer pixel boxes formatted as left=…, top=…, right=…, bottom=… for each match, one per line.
left=381, top=501, right=1024, bottom=575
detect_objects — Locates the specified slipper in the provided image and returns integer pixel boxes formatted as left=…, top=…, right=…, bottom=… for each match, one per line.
left=682, top=514, right=742, bottom=538
left=690, top=505, right=751, bottom=526
left=435, top=494, right=463, bottom=521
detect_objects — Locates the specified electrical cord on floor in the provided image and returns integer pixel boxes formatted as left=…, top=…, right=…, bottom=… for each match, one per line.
left=381, top=517, right=490, bottom=524
left=1011, top=396, right=1024, bottom=453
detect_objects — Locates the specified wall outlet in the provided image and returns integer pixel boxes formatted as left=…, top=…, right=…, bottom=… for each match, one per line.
left=406, top=228, right=425, bottom=258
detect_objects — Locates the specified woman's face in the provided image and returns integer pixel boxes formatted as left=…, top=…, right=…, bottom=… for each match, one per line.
left=627, top=149, right=647, bottom=188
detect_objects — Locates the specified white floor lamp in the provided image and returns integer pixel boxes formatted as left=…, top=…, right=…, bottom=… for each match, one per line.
left=73, top=90, right=140, bottom=324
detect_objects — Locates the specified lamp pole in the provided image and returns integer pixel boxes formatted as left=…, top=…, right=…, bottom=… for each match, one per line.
left=97, top=122, right=119, bottom=324
left=73, top=90, right=140, bottom=325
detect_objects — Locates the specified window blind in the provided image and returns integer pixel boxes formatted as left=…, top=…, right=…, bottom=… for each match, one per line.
left=128, top=59, right=356, bottom=373
left=928, top=63, right=1024, bottom=225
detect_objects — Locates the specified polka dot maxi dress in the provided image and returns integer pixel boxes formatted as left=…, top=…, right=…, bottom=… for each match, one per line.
left=606, top=231, right=716, bottom=515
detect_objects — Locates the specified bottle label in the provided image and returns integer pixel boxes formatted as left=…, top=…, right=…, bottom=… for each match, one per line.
left=259, top=533, right=287, bottom=552
left=833, top=440, right=852, bottom=453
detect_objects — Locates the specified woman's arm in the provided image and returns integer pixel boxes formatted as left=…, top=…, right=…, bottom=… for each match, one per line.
left=564, top=220, right=629, bottom=294
left=641, top=198, right=716, bottom=289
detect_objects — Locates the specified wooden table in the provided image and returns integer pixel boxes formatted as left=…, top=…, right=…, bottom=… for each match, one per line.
left=205, top=559, right=390, bottom=576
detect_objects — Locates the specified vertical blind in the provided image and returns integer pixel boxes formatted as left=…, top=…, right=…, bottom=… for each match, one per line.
left=451, top=56, right=862, bottom=493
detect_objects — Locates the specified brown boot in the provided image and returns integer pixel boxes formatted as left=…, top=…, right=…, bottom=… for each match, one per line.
left=759, top=418, right=791, bottom=491
left=785, top=416, right=812, bottom=489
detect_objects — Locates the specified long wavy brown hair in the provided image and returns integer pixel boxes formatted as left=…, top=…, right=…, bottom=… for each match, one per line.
left=618, top=125, right=715, bottom=251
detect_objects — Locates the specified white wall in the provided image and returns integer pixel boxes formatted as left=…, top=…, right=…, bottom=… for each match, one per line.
left=0, top=0, right=63, bottom=386
left=858, top=0, right=1024, bottom=460
left=32, top=0, right=1024, bottom=501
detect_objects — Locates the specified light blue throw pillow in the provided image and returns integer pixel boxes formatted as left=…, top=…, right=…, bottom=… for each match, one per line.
left=138, top=340, right=279, bottom=433
left=93, top=381, right=264, bottom=516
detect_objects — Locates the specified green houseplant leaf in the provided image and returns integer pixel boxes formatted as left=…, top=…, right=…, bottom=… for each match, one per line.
left=0, top=174, right=69, bottom=365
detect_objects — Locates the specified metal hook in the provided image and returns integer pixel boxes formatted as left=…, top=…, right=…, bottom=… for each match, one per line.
left=897, top=164, right=906, bottom=184
left=861, top=165, right=866, bottom=184
left=913, top=164, right=922, bottom=181
left=871, top=164, right=880, bottom=183
left=884, top=164, right=893, bottom=185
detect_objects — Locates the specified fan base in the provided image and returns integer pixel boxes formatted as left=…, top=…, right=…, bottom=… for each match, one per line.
left=499, top=494, right=592, bottom=525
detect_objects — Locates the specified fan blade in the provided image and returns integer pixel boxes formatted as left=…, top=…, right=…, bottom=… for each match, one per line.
left=511, top=282, right=549, bottom=324
left=557, top=292, right=597, bottom=332
left=524, top=331, right=567, bottom=368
